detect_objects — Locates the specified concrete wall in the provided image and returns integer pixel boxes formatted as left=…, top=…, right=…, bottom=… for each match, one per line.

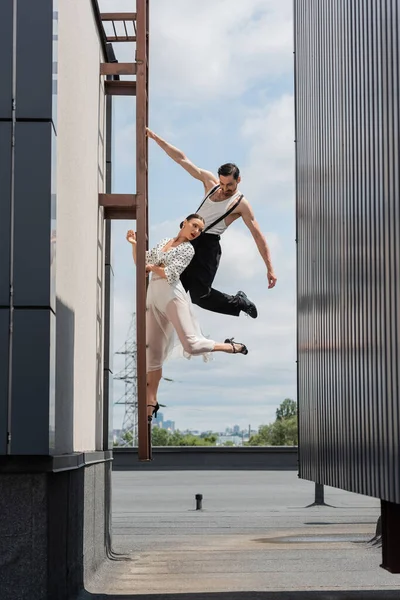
left=0, top=0, right=57, bottom=456
left=56, top=0, right=106, bottom=453
left=0, top=0, right=108, bottom=456
left=0, top=1, right=113, bottom=598
left=0, top=459, right=111, bottom=600
left=113, top=447, right=299, bottom=471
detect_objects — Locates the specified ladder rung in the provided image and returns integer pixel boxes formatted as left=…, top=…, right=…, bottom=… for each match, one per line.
left=105, top=80, right=136, bottom=96
left=105, top=35, right=136, bottom=43
left=100, top=13, right=137, bottom=22
left=104, top=207, right=137, bottom=220
left=101, top=62, right=137, bottom=76
left=99, top=193, right=137, bottom=208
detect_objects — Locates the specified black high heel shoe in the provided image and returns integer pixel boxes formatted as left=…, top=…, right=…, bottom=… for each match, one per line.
left=148, top=402, right=160, bottom=422
left=225, top=337, right=248, bottom=355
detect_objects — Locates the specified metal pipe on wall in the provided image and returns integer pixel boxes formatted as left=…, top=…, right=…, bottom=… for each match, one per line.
left=6, top=0, right=18, bottom=455
left=136, top=0, right=150, bottom=460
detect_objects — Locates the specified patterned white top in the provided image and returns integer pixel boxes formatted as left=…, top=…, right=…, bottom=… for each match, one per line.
left=146, top=237, right=194, bottom=285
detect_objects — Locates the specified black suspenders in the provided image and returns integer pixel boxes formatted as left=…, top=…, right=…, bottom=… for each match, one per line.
left=196, top=184, right=220, bottom=212
left=196, top=185, right=243, bottom=234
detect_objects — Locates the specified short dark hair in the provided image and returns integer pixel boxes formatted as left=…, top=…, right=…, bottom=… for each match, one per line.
left=218, top=163, right=240, bottom=180
left=180, top=213, right=205, bottom=229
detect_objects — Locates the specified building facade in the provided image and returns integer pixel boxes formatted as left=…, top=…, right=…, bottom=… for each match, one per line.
left=0, top=1, right=114, bottom=597
left=295, top=0, right=400, bottom=572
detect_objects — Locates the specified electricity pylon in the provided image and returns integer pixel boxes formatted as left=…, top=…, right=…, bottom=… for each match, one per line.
left=114, top=314, right=137, bottom=446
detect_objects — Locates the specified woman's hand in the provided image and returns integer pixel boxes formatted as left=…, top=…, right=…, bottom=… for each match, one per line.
left=126, top=230, right=136, bottom=244
left=146, top=264, right=167, bottom=279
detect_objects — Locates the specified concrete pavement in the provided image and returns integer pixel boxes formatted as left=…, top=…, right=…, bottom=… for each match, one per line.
left=83, top=471, right=400, bottom=598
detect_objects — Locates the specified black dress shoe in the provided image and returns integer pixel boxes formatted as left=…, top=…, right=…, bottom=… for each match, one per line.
left=236, top=290, right=258, bottom=319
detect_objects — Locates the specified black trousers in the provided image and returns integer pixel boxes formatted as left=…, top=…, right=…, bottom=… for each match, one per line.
left=180, top=234, right=241, bottom=316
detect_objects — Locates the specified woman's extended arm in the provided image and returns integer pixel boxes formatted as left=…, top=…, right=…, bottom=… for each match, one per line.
left=128, top=231, right=166, bottom=277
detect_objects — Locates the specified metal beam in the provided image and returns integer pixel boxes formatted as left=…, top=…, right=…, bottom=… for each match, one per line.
left=104, top=207, right=137, bottom=220
left=136, top=0, right=150, bottom=461
left=100, top=62, right=137, bottom=76
left=99, top=193, right=137, bottom=207
left=105, top=81, right=136, bottom=96
left=100, top=13, right=137, bottom=21
left=99, top=194, right=138, bottom=219
left=105, top=36, right=136, bottom=43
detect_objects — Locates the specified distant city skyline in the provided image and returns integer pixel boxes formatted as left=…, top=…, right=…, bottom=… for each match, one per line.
left=114, top=415, right=262, bottom=440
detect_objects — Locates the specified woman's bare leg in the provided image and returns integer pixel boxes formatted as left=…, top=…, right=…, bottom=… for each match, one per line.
left=165, top=298, right=247, bottom=356
left=146, top=296, right=174, bottom=419
left=212, top=342, right=246, bottom=353
left=147, top=368, right=162, bottom=418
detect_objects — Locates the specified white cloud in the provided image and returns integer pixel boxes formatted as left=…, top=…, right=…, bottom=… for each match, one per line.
left=114, top=119, right=136, bottom=168
left=217, top=226, right=281, bottom=284
left=111, top=223, right=297, bottom=431
left=241, top=93, right=295, bottom=206
left=99, top=0, right=297, bottom=432
left=110, top=194, right=296, bottom=432
left=99, top=0, right=293, bottom=103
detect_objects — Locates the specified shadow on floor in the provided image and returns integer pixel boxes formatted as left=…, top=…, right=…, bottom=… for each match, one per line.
left=79, top=590, right=400, bottom=600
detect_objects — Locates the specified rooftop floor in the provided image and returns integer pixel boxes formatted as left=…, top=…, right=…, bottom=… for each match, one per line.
left=84, top=471, right=400, bottom=599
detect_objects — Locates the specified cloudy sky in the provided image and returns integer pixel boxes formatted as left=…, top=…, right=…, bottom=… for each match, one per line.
left=99, top=0, right=296, bottom=433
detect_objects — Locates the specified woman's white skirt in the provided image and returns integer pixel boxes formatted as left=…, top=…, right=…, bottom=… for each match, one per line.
left=146, top=276, right=215, bottom=371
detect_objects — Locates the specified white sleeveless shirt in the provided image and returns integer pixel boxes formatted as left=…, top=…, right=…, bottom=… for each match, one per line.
left=198, top=187, right=242, bottom=235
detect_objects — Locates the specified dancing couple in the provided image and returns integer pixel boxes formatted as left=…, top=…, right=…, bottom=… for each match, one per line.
left=127, top=129, right=277, bottom=421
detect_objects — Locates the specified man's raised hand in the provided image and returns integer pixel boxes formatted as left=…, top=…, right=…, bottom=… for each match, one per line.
left=146, top=127, right=157, bottom=140
left=267, top=270, right=277, bottom=289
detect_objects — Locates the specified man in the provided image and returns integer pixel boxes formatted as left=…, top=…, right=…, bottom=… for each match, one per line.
left=146, top=128, right=277, bottom=318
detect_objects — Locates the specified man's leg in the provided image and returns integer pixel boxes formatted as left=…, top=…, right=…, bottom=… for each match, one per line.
left=181, top=236, right=257, bottom=318
left=194, top=286, right=257, bottom=317
left=193, top=285, right=241, bottom=316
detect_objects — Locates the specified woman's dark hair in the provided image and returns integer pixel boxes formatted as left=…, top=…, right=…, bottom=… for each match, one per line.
left=218, top=163, right=240, bottom=180
left=180, top=213, right=205, bottom=229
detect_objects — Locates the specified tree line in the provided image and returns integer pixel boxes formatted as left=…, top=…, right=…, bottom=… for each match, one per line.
left=115, top=399, right=298, bottom=447
left=247, top=398, right=298, bottom=446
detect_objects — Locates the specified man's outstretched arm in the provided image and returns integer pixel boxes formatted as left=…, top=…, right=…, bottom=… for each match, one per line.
left=146, top=128, right=218, bottom=191
left=240, top=200, right=277, bottom=289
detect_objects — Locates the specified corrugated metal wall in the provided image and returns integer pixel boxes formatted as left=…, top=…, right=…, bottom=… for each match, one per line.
left=295, top=0, right=400, bottom=503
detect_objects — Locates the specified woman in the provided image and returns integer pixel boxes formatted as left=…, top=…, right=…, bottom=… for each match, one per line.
left=126, top=213, right=248, bottom=421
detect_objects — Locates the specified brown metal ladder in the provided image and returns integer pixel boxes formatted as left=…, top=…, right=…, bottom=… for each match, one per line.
left=99, top=2, right=151, bottom=461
